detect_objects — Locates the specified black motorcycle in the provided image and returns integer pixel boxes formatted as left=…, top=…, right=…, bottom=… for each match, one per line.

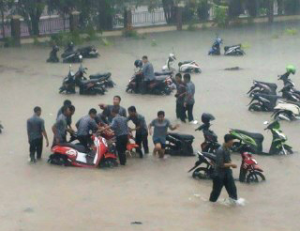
left=61, top=43, right=83, bottom=63
left=47, top=45, right=60, bottom=63
left=248, top=93, right=280, bottom=112
left=195, top=113, right=220, bottom=153
left=188, top=151, right=216, bottom=179
left=90, top=72, right=115, bottom=88
left=126, top=73, right=173, bottom=95
left=59, top=70, right=76, bottom=94
left=279, top=84, right=300, bottom=102
left=247, top=80, right=278, bottom=97
left=224, top=44, right=245, bottom=56
left=77, top=46, right=99, bottom=58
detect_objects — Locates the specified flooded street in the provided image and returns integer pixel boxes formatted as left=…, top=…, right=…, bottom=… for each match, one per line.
left=0, top=21, right=300, bottom=231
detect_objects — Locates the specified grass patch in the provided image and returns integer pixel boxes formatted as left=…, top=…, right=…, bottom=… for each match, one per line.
left=285, top=28, right=298, bottom=36
left=241, top=42, right=251, bottom=49
left=151, top=39, right=157, bottom=47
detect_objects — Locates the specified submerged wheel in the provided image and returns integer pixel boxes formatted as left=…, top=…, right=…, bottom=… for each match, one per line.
left=192, top=167, right=211, bottom=180
left=246, top=171, right=265, bottom=183
left=48, top=154, right=69, bottom=166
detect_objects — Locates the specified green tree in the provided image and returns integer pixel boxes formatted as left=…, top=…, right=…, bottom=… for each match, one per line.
left=16, top=0, right=47, bottom=36
left=0, top=0, right=13, bottom=38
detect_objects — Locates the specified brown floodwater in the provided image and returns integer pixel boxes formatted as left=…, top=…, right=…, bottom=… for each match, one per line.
left=0, top=21, right=300, bottom=231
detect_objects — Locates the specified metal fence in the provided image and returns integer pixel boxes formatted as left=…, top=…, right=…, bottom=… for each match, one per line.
left=0, top=16, right=70, bottom=39
left=113, top=10, right=167, bottom=29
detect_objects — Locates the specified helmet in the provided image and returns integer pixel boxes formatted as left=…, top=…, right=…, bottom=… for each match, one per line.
left=201, top=113, right=215, bottom=124
left=216, top=38, right=222, bottom=44
left=134, top=60, right=143, bottom=68
left=286, top=65, right=296, bottom=74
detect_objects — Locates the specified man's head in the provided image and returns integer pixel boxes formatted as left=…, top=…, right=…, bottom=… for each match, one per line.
left=69, top=105, right=76, bottom=116
left=128, top=106, right=137, bottom=117
left=224, top=134, right=236, bottom=148
left=89, top=108, right=97, bottom=119
left=63, top=99, right=72, bottom=107
left=34, top=106, right=42, bottom=116
left=184, top=73, right=191, bottom=83
left=113, top=95, right=121, bottom=106
left=175, top=73, right=182, bottom=83
left=157, top=110, right=165, bottom=122
left=111, top=107, right=119, bottom=118
left=142, top=55, right=148, bottom=64
left=62, top=106, right=71, bottom=117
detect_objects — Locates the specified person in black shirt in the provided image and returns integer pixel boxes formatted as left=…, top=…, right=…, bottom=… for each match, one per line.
left=209, top=134, right=238, bottom=202
left=128, top=106, right=149, bottom=158
left=175, top=73, right=186, bottom=123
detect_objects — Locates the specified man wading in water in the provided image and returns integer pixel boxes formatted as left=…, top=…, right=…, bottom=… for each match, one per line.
left=210, top=134, right=238, bottom=203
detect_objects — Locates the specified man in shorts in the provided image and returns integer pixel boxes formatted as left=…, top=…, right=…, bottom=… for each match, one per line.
left=148, top=111, right=179, bottom=158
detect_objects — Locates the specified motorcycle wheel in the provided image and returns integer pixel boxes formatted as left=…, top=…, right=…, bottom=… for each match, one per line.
left=246, top=171, right=265, bottom=184
left=248, top=103, right=262, bottom=112
left=48, top=154, right=69, bottom=166
left=101, top=158, right=118, bottom=168
left=195, top=68, right=201, bottom=73
left=192, top=167, right=211, bottom=180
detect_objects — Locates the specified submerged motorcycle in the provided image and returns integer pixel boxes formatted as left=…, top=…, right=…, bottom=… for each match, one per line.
left=127, top=60, right=174, bottom=95
left=230, top=120, right=293, bottom=155
left=61, top=43, right=83, bottom=63
left=47, top=45, right=60, bottom=63
left=224, top=44, right=245, bottom=56
left=272, top=102, right=300, bottom=121
left=195, top=113, right=220, bottom=153
left=248, top=93, right=280, bottom=112
left=77, top=45, right=99, bottom=58
left=48, top=135, right=118, bottom=168
left=162, top=53, right=201, bottom=73
left=208, top=38, right=222, bottom=55
left=247, top=80, right=278, bottom=97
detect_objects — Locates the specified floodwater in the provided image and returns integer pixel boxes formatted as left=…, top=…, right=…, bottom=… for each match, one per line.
left=1, top=21, right=300, bottom=231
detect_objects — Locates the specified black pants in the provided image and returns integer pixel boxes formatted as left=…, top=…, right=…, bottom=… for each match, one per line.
left=135, top=131, right=149, bottom=158
left=116, top=135, right=129, bottom=165
left=209, top=173, right=238, bottom=202
left=185, top=103, right=194, bottom=122
left=78, top=135, right=92, bottom=150
left=29, top=138, right=43, bottom=160
left=176, top=102, right=186, bottom=122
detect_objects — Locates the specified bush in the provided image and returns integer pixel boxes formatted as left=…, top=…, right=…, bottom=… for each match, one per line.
left=214, top=4, right=229, bottom=27
left=3, top=37, right=19, bottom=47
left=122, top=27, right=139, bottom=38
left=84, top=25, right=100, bottom=42
left=50, top=31, right=84, bottom=47
left=197, top=0, right=210, bottom=21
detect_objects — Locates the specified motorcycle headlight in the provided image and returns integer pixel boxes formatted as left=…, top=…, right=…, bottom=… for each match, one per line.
left=79, top=55, right=83, bottom=59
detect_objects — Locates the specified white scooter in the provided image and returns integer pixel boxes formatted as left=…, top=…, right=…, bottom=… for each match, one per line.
left=272, top=102, right=300, bottom=121
left=162, top=53, right=201, bottom=74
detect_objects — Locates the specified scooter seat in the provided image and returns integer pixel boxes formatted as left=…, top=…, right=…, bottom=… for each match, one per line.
left=63, top=143, right=88, bottom=153
left=224, top=44, right=241, bottom=51
left=201, top=152, right=216, bottom=161
left=179, top=61, right=193, bottom=65
left=168, top=133, right=195, bottom=141
left=90, top=72, right=111, bottom=79
left=232, top=130, right=264, bottom=141
left=155, top=71, right=172, bottom=76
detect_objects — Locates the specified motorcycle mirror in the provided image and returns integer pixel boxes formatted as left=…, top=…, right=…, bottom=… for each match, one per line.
left=263, top=121, right=269, bottom=125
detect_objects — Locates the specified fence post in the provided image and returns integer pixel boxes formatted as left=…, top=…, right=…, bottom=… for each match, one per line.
left=70, top=11, right=80, bottom=32
left=176, top=6, right=183, bottom=30
left=11, top=15, right=21, bottom=46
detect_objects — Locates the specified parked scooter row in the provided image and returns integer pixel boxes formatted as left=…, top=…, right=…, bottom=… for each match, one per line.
left=126, top=60, right=176, bottom=95
left=59, top=65, right=114, bottom=95
left=208, top=38, right=245, bottom=56
left=189, top=112, right=293, bottom=184
left=247, top=65, right=300, bottom=121
left=47, top=42, right=99, bottom=63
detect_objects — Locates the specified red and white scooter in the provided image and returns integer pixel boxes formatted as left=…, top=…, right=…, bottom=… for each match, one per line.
left=48, top=136, right=118, bottom=168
